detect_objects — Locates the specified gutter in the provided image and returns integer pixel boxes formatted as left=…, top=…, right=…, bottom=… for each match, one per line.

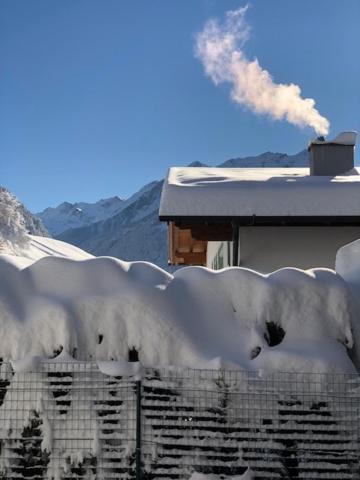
left=159, top=215, right=360, bottom=227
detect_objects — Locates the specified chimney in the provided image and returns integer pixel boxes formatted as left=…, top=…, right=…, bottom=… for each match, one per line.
left=308, top=131, right=357, bottom=176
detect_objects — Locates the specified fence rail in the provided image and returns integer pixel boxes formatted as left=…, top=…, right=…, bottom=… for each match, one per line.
left=0, top=361, right=359, bottom=480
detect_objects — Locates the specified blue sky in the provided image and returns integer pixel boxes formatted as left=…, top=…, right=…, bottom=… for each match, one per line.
left=1, top=0, right=359, bottom=212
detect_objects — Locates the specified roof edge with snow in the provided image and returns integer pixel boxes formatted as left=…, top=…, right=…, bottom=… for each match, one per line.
left=159, top=167, right=360, bottom=220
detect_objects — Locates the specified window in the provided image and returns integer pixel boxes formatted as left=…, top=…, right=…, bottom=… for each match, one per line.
left=212, top=243, right=225, bottom=270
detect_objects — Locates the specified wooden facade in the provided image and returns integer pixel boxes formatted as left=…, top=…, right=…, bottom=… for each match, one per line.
left=167, top=221, right=234, bottom=266
left=168, top=222, right=207, bottom=265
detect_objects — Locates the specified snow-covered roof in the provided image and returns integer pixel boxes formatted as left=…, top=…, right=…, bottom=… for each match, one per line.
left=309, top=131, right=357, bottom=147
left=159, top=167, right=360, bottom=219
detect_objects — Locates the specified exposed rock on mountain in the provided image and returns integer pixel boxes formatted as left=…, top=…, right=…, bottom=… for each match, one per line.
left=37, top=196, right=124, bottom=236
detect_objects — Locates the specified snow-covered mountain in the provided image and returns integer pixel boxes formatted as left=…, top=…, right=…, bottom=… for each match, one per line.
left=37, top=196, right=124, bottom=236
left=37, top=180, right=162, bottom=237
left=188, top=150, right=308, bottom=169
left=57, top=180, right=168, bottom=268
left=39, top=149, right=309, bottom=270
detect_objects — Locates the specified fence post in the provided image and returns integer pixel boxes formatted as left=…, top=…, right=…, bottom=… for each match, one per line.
left=135, top=379, right=142, bottom=480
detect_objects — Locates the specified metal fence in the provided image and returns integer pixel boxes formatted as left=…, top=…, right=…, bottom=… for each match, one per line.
left=0, top=361, right=359, bottom=480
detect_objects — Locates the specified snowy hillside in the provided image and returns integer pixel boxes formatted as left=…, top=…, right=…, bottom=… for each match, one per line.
left=0, top=234, right=93, bottom=269
left=42, top=150, right=308, bottom=269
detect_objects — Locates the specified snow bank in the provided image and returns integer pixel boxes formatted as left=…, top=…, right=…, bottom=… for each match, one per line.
left=0, top=247, right=356, bottom=374
left=97, top=359, right=142, bottom=379
left=167, top=266, right=355, bottom=374
left=189, top=470, right=253, bottom=480
left=159, top=167, right=360, bottom=218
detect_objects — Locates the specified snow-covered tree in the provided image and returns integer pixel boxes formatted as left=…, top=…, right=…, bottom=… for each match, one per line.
left=0, top=186, right=48, bottom=252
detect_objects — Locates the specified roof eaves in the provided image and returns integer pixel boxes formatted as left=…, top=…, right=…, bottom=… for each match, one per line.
left=159, top=215, right=360, bottom=227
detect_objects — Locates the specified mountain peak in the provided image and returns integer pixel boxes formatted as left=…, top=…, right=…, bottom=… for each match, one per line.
left=187, top=161, right=208, bottom=167
left=37, top=196, right=124, bottom=236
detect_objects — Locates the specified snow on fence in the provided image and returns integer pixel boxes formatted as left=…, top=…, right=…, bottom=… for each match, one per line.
left=0, top=361, right=359, bottom=480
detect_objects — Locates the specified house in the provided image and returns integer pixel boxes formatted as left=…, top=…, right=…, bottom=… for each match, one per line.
left=159, top=132, right=359, bottom=272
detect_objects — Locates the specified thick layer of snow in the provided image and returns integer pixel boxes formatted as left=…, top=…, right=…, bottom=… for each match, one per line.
left=97, top=359, right=142, bottom=379
left=0, top=244, right=356, bottom=374
left=310, top=131, right=357, bottom=146
left=189, top=470, right=253, bottom=480
left=160, top=167, right=360, bottom=217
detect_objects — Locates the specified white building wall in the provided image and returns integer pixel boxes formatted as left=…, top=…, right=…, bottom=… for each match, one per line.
left=207, top=227, right=360, bottom=273
left=239, top=226, right=360, bottom=273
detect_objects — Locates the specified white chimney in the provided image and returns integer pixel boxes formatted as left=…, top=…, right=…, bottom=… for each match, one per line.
left=308, top=131, right=357, bottom=176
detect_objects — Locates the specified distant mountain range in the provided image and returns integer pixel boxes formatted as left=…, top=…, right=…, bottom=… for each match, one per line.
left=36, top=149, right=308, bottom=270
left=38, top=197, right=124, bottom=236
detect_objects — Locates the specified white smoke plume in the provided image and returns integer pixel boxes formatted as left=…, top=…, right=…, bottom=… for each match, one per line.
left=195, top=5, right=330, bottom=135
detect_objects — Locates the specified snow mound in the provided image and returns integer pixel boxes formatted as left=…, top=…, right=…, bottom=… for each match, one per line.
left=189, top=470, right=253, bottom=480
left=0, top=250, right=356, bottom=374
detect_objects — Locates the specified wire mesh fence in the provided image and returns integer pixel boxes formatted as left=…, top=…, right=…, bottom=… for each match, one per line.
left=0, top=361, right=359, bottom=480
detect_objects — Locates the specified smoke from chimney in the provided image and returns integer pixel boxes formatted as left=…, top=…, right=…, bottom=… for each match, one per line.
left=195, top=5, right=330, bottom=136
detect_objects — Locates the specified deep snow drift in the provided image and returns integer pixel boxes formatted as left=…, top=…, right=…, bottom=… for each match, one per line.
left=0, top=237, right=357, bottom=375
left=190, top=472, right=253, bottom=480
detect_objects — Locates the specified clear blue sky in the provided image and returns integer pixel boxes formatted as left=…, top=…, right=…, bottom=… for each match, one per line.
left=1, top=0, right=359, bottom=212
